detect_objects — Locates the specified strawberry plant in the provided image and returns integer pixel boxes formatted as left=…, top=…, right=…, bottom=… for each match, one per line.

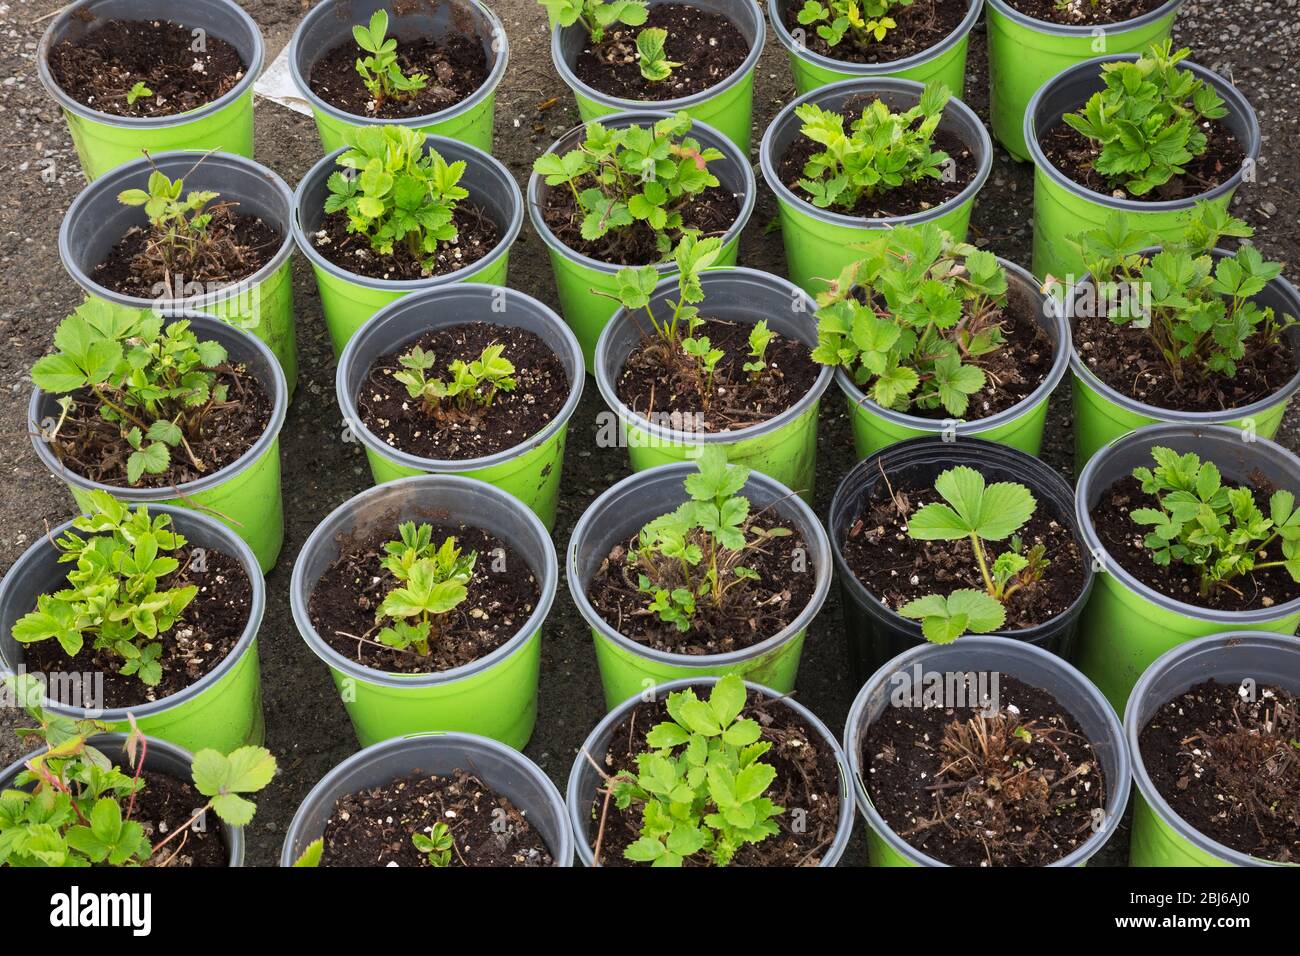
left=352, top=10, right=428, bottom=109
left=537, top=0, right=648, bottom=43
left=811, top=224, right=1010, bottom=418
left=393, top=342, right=517, bottom=417
left=795, top=0, right=915, bottom=48
left=126, top=81, right=153, bottom=106
left=1061, top=41, right=1228, bottom=197
left=374, top=522, right=477, bottom=656
left=607, top=675, right=783, bottom=866
left=897, top=467, right=1046, bottom=642
left=116, top=169, right=221, bottom=279
left=635, top=28, right=681, bottom=82
left=794, top=81, right=951, bottom=212
left=412, top=822, right=454, bottom=866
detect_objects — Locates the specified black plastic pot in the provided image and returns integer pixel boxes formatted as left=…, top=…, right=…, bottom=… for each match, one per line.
left=828, top=437, right=1096, bottom=683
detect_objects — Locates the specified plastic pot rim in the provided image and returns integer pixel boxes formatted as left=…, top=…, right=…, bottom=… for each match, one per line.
left=549, top=0, right=764, bottom=115
left=1077, top=423, right=1300, bottom=625
left=566, top=676, right=855, bottom=866
left=526, top=110, right=756, bottom=277
left=336, top=285, right=584, bottom=473
left=833, top=258, right=1071, bottom=435
left=59, top=151, right=296, bottom=311
left=768, top=0, right=982, bottom=78
left=1024, top=53, right=1261, bottom=214
left=37, top=0, right=264, bottom=129
left=593, top=267, right=834, bottom=445
left=829, top=436, right=1098, bottom=644
left=758, top=75, right=993, bottom=232
left=1124, top=631, right=1300, bottom=868
left=289, top=474, right=559, bottom=690
left=287, top=0, right=509, bottom=132
left=0, top=503, right=266, bottom=724
left=844, top=634, right=1131, bottom=866
left=567, top=463, right=833, bottom=668
left=279, top=730, right=574, bottom=867
left=27, top=312, right=287, bottom=501
left=986, top=0, right=1186, bottom=35
left=291, top=135, right=523, bottom=292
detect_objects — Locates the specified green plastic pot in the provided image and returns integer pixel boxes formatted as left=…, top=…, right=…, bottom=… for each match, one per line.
left=0, top=505, right=266, bottom=756
left=1068, top=250, right=1300, bottom=471
left=37, top=0, right=263, bottom=180
left=289, top=0, right=507, bottom=154
left=1126, top=633, right=1300, bottom=867
left=844, top=636, right=1131, bottom=866
left=759, top=76, right=992, bottom=298
left=528, top=111, right=755, bottom=372
left=336, top=285, right=584, bottom=531
left=280, top=732, right=574, bottom=866
left=291, top=475, right=558, bottom=749
left=293, top=133, right=522, bottom=358
left=551, top=0, right=764, bottom=150
left=594, top=268, right=833, bottom=500
left=769, top=0, right=981, bottom=98
left=28, top=313, right=287, bottom=573
left=1075, top=425, right=1300, bottom=713
left=568, top=463, right=831, bottom=710
left=1025, top=53, right=1260, bottom=281
left=836, top=257, right=1069, bottom=458
left=0, top=733, right=245, bottom=865
left=568, top=677, right=856, bottom=866
left=59, top=151, right=299, bottom=394
left=987, top=0, right=1184, bottom=161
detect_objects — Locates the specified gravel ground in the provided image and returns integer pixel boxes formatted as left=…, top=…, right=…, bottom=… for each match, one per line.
left=0, top=0, right=1297, bottom=867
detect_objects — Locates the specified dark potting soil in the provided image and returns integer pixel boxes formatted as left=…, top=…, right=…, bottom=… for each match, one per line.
left=572, top=5, right=749, bottom=102
left=307, top=30, right=488, bottom=119
left=779, top=123, right=976, bottom=219
left=614, top=318, right=820, bottom=436
left=308, top=521, right=540, bottom=674
left=1040, top=120, right=1246, bottom=203
left=782, top=0, right=967, bottom=65
left=47, top=19, right=246, bottom=118
left=586, top=513, right=816, bottom=654
left=23, top=549, right=251, bottom=708
left=1139, top=679, right=1300, bottom=863
left=48, top=367, right=273, bottom=490
left=589, top=691, right=842, bottom=866
left=842, top=475, right=1087, bottom=629
left=863, top=675, right=1107, bottom=866
left=358, top=323, right=569, bottom=461
left=1003, top=0, right=1167, bottom=26
left=1091, top=475, right=1300, bottom=611
left=319, top=769, right=553, bottom=867
left=137, top=770, right=229, bottom=868
left=1073, top=307, right=1297, bottom=414
left=94, top=204, right=282, bottom=298
left=541, top=182, right=739, bottom=267
left=314, top=200, right=500, bottom=281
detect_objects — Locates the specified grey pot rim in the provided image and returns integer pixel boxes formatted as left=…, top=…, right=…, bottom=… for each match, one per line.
left=0, top=503, right=266, bottom=724
left=36, top=0, right=265, bottom=129
left=593, top=267, right=834, bottom=445
left=0, top=732, right=244, bottom=866
left=833, top=257, right=1071, bottom=435
left=567, top=462, right=833, bottom=668
left=335, top=285, right=585, bottom=473
left=59, top=151, right=296, bottom=310
left=526, top=110, right=757, bottom=276
left=550, top=0, right=765, bottom=114
left=566, top=676, right=856, bottom=866
left=1024, top=53, right=1261, bottom=212
left=987, top=0, right=1186, bottom=35
left=1076, top=423, right=1300, bottom=625
left=769, top=0, right=982, bottom=78
left=1067, top=248, right=1300, bottom=425
left=758, top=75, right=994, bottom=231
left=280, top=730, right=574, bottom=866
left=27, top=312, right=288, bottom=502
left=287, top=0, right=509, bottom=130
left=829, top=436, right=1097, bottom=642
left=844, top=635, right=1132, bottom=867
left=1124, top=631, right=1300, bottom=868
left=291, top=136, right=524, bottom=292
left=289, top=474, right=559, bottom=690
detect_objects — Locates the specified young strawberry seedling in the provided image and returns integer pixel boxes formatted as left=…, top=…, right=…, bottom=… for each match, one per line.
left=116, top=167, right=227, bottom=284
left=373, top=521, right=477, bottom=656
left=126, top=81, right=153, bottom=106
left=352, top=10, right=428, bottom=110
left=538, top=0, right=648, bottom=43
left=795, top=0, right=915, bottom=48
left=393, top=342, right=517, bottom=419
left=634, top=27, right=681, bottom=82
